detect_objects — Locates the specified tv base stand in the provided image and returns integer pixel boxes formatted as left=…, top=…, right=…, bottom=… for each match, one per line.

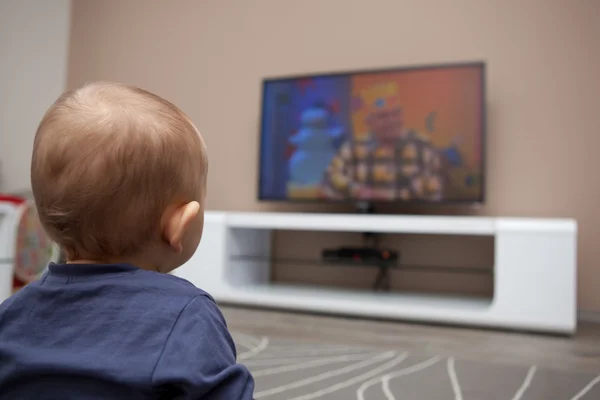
left=174, top=212, right=577, bottom=334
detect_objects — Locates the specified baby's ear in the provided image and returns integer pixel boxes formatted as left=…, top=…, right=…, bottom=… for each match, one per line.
left=163, top=201, right=200, bottom=253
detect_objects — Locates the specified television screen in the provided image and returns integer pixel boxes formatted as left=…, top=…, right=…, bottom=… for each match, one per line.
left=258, top=62, right=485, bottom=203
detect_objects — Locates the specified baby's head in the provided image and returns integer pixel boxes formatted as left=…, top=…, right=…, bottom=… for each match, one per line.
left=31, top=82, right=208, bottom=272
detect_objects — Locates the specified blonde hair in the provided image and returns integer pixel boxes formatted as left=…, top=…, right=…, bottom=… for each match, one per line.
left=31, top=82, right=207, bottom=261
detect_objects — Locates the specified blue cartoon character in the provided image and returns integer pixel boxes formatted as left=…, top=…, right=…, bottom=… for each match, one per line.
left=442, top=135, right=464, bottom=167
left=288, top=105, right=343, bottom=185
left=424, top=111, right=463, bottom=167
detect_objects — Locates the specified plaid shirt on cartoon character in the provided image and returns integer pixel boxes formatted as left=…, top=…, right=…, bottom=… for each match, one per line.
left=321, top=130, right=444, bottom=201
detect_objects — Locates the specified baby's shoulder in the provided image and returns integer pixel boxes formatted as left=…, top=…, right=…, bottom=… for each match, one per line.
left=134, top=269, right=215, bottom=303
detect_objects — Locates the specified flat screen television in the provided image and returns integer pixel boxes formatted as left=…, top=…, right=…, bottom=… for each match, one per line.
left=258, top=62, right=485, bottom=205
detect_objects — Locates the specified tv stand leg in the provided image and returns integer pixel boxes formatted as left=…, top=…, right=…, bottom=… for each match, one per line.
left=373, top=265, right=391, bottom=292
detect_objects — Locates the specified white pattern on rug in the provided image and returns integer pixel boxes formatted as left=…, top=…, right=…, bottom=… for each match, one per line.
left=231, top=332, right=600, bottom=400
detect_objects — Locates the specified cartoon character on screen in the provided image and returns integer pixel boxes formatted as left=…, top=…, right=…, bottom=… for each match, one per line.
left=442, top=135, right=464, bottom=167
left=288, top=105, right=344, bottom=185
left=427, top=111, right=465, bottom=168
left=321, top=83, right=444, bottom=201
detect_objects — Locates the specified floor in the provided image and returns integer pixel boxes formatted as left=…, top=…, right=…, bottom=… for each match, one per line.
left=222, top=306, right=600, bottom=375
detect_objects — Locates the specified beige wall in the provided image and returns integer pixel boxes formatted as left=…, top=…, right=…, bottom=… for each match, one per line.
left=68, top=0, right=600, bottom=310
left=0, top=0, right=71, bottom=192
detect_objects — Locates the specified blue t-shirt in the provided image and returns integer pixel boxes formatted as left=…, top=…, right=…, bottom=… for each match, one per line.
left=0, top=263, right=254, bottom=399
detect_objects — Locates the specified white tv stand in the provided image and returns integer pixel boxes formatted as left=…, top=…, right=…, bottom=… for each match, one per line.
left=174, top=212, right=577, bottom=334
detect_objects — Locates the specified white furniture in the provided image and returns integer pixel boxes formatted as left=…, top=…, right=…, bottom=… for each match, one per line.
left=0, top=210, right=15, bottom=303
left=175, top=211, right=578, bottom=334
left=0, top=200, right=59, bottom=303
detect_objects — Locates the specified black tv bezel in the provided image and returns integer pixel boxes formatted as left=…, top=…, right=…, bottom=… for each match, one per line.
left=257, top=61, right=487, bottom=206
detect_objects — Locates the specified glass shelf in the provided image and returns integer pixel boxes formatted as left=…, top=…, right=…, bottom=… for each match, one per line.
left=229, top=254, right=492, bottom=275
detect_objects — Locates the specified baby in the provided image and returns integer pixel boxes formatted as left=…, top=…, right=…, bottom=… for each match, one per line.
left=0, top=83, right=254, bottom=399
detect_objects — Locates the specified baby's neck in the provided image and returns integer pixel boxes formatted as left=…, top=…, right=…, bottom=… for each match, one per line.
left=67, top=257, right=163, bottom=273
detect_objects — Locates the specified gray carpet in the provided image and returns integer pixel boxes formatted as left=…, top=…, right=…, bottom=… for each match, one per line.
left=232, top=332, right=600, bottom=400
